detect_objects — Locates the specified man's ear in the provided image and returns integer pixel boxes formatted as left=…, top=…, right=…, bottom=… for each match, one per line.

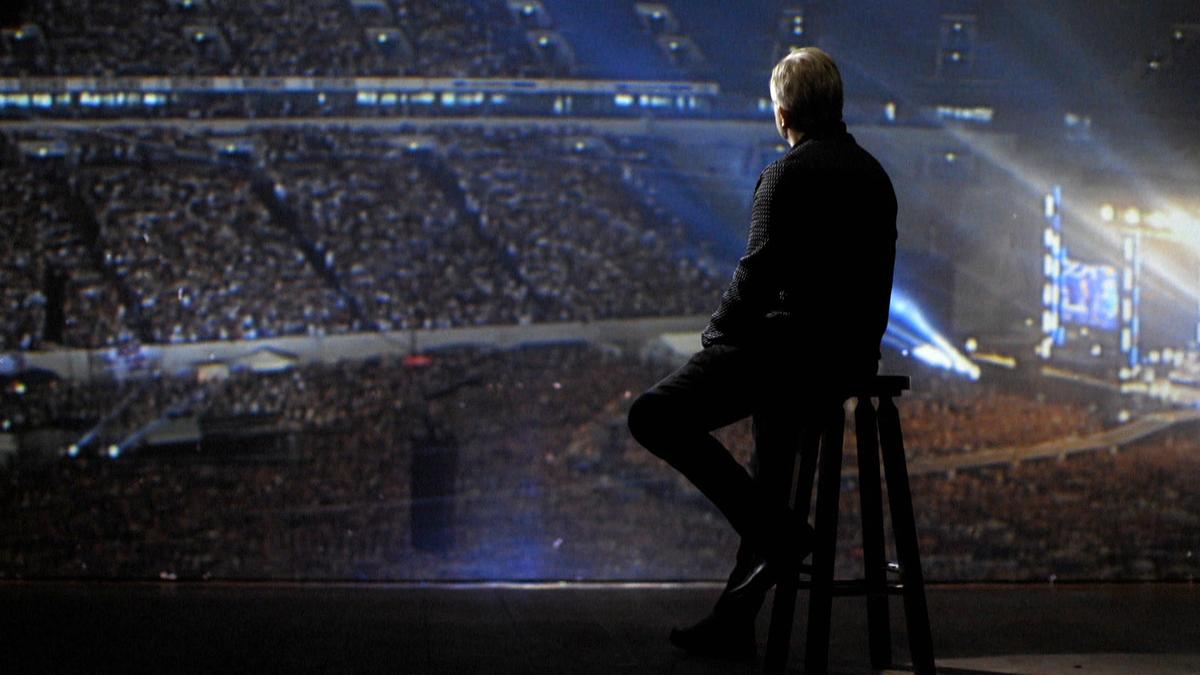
left=776, top=105, right=793, bottom=131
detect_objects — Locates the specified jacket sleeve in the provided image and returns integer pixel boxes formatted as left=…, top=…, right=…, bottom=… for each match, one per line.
left=700, top=162, right=785, bottom=348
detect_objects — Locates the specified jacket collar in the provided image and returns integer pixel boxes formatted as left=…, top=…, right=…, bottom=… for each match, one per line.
left=791, top=119, right=849, bottom=152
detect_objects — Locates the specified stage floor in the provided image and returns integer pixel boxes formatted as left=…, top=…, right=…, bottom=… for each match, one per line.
left=2, top=581, right=1197, bottom=674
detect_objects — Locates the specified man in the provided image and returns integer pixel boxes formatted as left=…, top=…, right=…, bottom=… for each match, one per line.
left=627, top=47, right=897, bottom=660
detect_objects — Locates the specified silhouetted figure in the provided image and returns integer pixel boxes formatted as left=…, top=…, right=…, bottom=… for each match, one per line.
left=410, top=404, right=459, bottom=554
left=627, top=47, right=897, bottom=660
left=42, top=265, right=66, bottom=345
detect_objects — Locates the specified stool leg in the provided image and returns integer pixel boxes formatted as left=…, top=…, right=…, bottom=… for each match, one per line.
left=792, top=423, right=822, bottom=523
left=878, top=396, right=936, bottom=675
left=804, top=401, right=845, bottom=675
left=855, top=398, right=892, bottom=670
left=764, top=422, right=820, bottom=674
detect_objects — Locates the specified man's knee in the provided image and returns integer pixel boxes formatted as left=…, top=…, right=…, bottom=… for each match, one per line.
left=627, top=391, right=673, bottom=455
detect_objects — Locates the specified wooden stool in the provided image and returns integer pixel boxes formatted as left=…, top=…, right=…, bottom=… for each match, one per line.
left=762, top=375, right=935, bottom=674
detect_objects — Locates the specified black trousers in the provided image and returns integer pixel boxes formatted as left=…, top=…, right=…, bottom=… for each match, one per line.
left=628, top=341, right=875, bottom=618
left=626, top=341, right=808, bottom=616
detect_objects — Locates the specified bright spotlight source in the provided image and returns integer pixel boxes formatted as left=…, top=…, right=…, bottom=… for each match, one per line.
left=912, top=344, right=953, bottom=370
left=1099, top=204, right=1116, bottom=222
left=67, top=444, right=80, bottom=458
left=887, top=289, right=981, bottom=380
left=964, top=337, right=978, bottom=353
left=1123, top=208, right=1141, bottom=225
left=107, top=445, right=121, bottom=459
left=1144, top=209, right=1197, bottom=231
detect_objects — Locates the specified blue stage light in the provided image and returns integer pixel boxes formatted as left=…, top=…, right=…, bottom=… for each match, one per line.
left=888, top=288, right=981, bottom=380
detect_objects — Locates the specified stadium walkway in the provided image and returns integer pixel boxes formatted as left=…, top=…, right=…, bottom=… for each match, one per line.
left=909, top=409, right=1200, bottom=477
left=2, top=581, right=1197, bottom=673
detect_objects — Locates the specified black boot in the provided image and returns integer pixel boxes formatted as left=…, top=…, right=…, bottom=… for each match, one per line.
left=669, top=552, right=771, bottom=661
left=669, top=514, right=816, bottom=657
left=724, top=520, right=816, bottom=602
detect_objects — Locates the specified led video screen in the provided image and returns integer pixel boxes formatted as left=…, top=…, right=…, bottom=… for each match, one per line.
left=1060, top=259, right=1120, bottom=331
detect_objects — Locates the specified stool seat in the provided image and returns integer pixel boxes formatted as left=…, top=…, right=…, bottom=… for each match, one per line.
left=839, top=374, right=910, bottom=399
left=761, top=373, right=935, bottom=674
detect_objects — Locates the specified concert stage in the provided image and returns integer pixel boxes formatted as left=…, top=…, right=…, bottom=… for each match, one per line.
left=3, top=581, right=1197, bottom=673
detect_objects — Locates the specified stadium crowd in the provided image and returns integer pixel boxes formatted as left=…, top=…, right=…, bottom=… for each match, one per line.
left=0, top=344, right=657, bottom=579
left=1, top=0, right=1194, bottom=591
left=448, top=128, right=725, bottom=322
left=265, top=129, right=533, bottom=330
left=908, top=427, right=1200, bottom=581
left=1, top=126, right=725, bottom=349
left=0, top=168, right=51, bottom=352
left=90, top=163, right=354, bottom=343
left=1, top=0, right=549, bottom=78
left=898, top=372, right=1107, bottom=455
left=0, top=165, right=130, bottom=351
left=2, top=345, right=1194, bottom=582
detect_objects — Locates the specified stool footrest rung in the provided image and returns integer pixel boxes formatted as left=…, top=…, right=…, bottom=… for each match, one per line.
left=792, top=562, right=903, bottom=576
left=804, top=561, right=902, bottom=576
left=789, top=578, right=906, bottom=596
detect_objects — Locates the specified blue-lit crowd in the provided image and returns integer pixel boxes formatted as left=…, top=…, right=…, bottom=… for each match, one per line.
left=0, top=127, right=724, bottom=351
left=1, top=348, right=1195, bottom=581
left=1, top=0, right=551, bottom=78
left=2, top=0, right=1196, bottom=588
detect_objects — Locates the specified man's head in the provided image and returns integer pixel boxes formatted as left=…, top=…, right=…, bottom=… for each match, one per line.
left=770, top=47, right=844, bottom=145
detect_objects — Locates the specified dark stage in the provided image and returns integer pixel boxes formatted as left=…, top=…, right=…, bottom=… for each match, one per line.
left=3, top=581, right=1197, bottom=674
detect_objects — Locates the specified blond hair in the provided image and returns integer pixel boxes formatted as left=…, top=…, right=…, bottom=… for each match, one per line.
left=770, top=47, right=844, bottom=127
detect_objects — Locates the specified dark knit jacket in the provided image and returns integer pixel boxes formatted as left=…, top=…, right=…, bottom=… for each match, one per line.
left=700, top=121, right=897, bottom=370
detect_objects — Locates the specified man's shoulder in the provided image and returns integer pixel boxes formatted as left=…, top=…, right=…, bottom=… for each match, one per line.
left=774, top=133, right=892, bottom=185
left=786, top=132, right=873, bottom=162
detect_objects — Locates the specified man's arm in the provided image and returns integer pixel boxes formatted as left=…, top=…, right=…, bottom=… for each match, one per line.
left=700, top=162, right=787, bottom=348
